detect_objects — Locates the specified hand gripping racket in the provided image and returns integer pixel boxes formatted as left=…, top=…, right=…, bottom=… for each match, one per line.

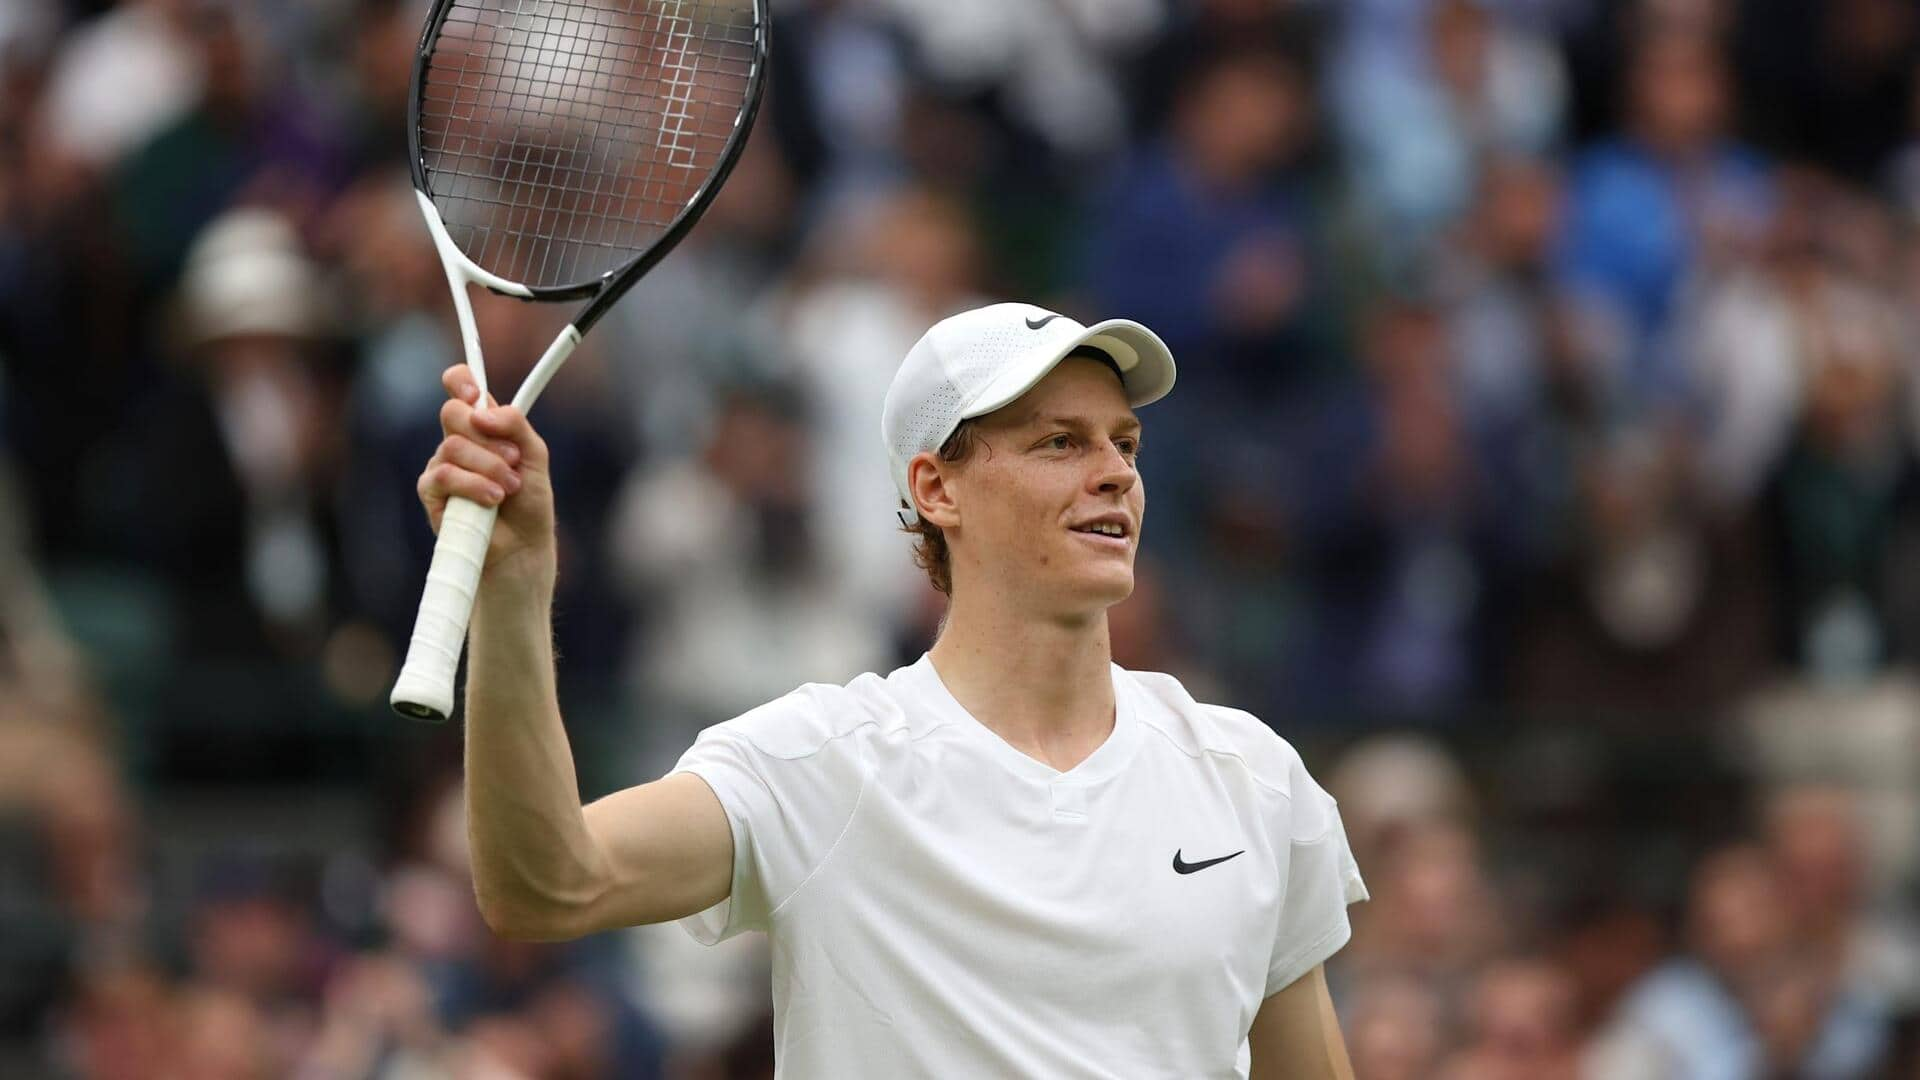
left=392, top=0, right=769, bottom=721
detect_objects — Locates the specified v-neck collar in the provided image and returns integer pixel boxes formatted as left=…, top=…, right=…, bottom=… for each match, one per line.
left=907, top=653, right=1142, bottom=785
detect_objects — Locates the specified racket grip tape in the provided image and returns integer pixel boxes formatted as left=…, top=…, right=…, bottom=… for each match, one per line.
left=391, top=495, right=500, bottom=721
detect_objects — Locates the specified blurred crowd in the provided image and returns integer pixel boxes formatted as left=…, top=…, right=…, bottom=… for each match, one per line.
left=3, top=0, right=1920, bottom=1075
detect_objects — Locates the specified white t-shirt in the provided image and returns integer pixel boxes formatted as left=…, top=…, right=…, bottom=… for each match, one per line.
left=671, top=655, right=1368, bottom=1078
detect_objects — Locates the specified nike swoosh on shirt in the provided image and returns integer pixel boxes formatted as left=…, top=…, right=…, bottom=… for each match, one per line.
left=1172, top=849, right=1245, bottom=875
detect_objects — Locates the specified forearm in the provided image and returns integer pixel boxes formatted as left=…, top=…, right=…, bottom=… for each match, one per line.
left=462, top=568, right=606, bottom=938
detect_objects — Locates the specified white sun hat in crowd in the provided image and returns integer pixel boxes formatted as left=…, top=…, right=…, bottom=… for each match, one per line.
left=175, top=207, right=323, bottom=348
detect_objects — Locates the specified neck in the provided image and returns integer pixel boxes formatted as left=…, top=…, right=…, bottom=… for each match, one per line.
left=1634, top=127, right=1716, bottom=167
left=927, top=584, right=1117, bottom=770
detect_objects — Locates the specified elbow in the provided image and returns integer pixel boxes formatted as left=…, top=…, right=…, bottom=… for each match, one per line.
left=480, top=909, right=578, bottom=943
left=474, top=885, right=596, bottom=943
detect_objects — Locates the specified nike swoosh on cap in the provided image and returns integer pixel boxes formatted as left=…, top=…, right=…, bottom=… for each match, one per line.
left=1025, top=314, right=1062, bottom=330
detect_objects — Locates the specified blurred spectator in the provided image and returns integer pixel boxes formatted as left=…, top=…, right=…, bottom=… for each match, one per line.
left=1124, top=0, right=1328, bottom=138
left=136, top=206, right=347, bottom=660
left=167, top=985, right=278, bottom=1080
left=184, top=860, right=330, bottom=1030
left=870, top=0, right=1160, bottom=162
left=1685, top=170, right=1837, bottom=510
left=1763, top=785, right=1920, bottom=1014
left=1, top=48, right=145, bottom=562
left=1334, top=0, right=1568, bottom=264
left=1589, top=842, right=1892, bottom=1078
left=1733, top=674, right=1920, bottom=907
left=296, top=951, right=449, bottom=1079
left=1557, top=22, right=1773, bottom=418
left=1683, top=163, right=1920, bottom=679
left=1081, top=38, right=1325, bottom=409
left=1325, top=733, right=1476, bottom=872
left=1290, top=290, right=1509, bottom=716
left=770, top=185, right=986, bottom=641
left=1508, top=425, right=1775, bottom=723
left=1343, top=971, right=1447, bottom=1080
left=1751, top=261, right=1920, bottom=676
left=0, top=702, right=141, bottom=1037
left=1343, top=820, right=1504, bottom=998
left=1436, top=957, right=1583, bottom=1080
left=763, top=0, right=910, bottom=213
left=334, top=0, right=420, bottom=177
left=1447, top=153, right=1613, bottom=500
left=39, top=0, right=204, bottom=169
left=612, top=381, right=885, bottom=772
left=108, top=2, right=350, bottom=286
left=1550, top=890, right=1668, bottom=1040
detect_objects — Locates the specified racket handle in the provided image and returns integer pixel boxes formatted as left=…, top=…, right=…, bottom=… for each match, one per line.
left=391, top=495, right=499, bottom=721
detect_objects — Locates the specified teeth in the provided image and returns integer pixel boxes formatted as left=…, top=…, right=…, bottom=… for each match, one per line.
left=1081, top=523, right=1124, bottom=536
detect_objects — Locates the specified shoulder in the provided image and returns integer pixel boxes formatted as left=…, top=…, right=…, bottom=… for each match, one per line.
left=691, top=664, right=931, bottom=762
left=692, top=670, right=906, bottom=761
left=1121, top=668, right=1312, bottom=799
left=1124, top=670, right=1362, bottom=886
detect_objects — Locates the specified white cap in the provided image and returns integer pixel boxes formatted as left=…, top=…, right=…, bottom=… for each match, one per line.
left=882, top=302, right=1177, bottom=521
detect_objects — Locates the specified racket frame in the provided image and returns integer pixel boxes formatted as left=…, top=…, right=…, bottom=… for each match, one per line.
left=391, top=0, right=769, bottom=721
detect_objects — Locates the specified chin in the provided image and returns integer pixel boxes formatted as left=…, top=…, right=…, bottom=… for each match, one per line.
left=1023, top=545, right=1138, bottom=614
left=1079, top=567, right=1136, bottom=610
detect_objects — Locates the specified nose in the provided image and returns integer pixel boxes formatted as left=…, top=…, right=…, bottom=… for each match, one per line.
left=1089, top=440, right=1137, bottom=497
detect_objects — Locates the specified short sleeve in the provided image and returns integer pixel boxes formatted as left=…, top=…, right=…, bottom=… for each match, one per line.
left=1265, top=756, right=1369, bottom=996
left=668, top=689, right=868, bottom=945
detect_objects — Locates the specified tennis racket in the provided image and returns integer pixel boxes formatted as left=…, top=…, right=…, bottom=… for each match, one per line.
left=391, top=0, right=769, bottom=721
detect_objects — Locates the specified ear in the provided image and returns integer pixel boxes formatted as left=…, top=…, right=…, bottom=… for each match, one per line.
left=907, top=450, right=962, bottom=530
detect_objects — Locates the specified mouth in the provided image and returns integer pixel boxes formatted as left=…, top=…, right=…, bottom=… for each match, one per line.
left=1069, top=518, right=1132, bottom=550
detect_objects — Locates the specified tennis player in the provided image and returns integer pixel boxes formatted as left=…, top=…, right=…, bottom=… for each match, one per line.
left=419, top=302, right=1368, bottom=1077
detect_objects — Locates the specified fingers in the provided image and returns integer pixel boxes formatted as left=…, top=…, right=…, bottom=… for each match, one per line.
left=436, top=373, right=550, bottom=472
left=437, top=366, right=498, bottom=441
left=471, top=403, right=550, bottom=470
left=418, top=457, right=508, bottom=509
left=421, top=383, right=542, bottom=517
left=439, top=434, right=522, bottom=495
left=441, top=364, right=479, bottom=404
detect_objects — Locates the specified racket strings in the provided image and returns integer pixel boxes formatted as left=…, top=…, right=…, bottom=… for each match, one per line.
left=419, top=0, right=758, bottom=290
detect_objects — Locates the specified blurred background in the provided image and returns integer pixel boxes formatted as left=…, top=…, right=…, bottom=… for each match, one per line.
left=2, top=0, right=1920, bottom=1075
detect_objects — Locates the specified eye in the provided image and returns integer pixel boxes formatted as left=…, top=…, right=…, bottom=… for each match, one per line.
left=1116, top=438, right=1140, bottom=459
left=1044, top=434, right=1073, bottom=451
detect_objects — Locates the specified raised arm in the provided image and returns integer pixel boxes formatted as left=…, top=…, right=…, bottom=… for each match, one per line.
left=1248, top=965, right=1355, bottom=1080
left=419, top=365, right=733, bottom=941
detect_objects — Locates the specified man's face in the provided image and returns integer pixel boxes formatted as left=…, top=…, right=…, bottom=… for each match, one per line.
left=941, top=357, right=1146, bottom=616
left=1630, top=32, right=1728, bottom=154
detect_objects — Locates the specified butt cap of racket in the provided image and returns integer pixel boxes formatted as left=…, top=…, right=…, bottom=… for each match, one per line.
left=393, top=695, right=451, bottom=722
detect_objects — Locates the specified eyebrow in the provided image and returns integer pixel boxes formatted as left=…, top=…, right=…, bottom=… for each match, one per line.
left=1023, top=413, right=1143, bottom=435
